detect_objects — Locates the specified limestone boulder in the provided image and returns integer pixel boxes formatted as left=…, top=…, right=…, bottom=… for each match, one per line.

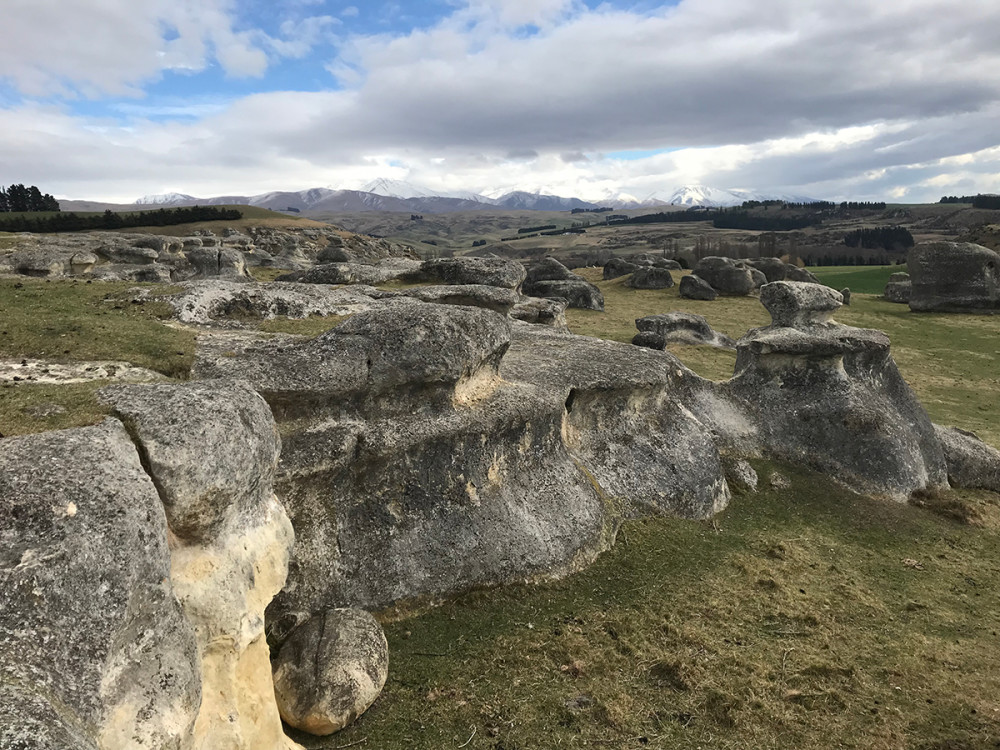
left=633, top=313, right=736, bottom=350
left=693, top=257, right=756, bottom=295
left=626, top=266, right=675, bottom=289
left=933, top=425, right=1000, bottom=492
left=746, top=257, right=787, bottom=283
left=187, top=247, right=254, bottom=281
left=908, top=241, right=1000, bottom=312
left=371, top=284, right=519, bottom=315
left=603, top=257, right=639, bottom=280
left=276, top=259, right=421, bottom=286
left=0, top=421, right=201, bottom=750
left=273, top=609, right=389, bottom=735
left=417, top=256, right=526, bottom=289
left=91, top=263, right=173, bottom=283
left=679, top=273, right=718, bottom=300
left=759, top=281, right=843, bottom=328
left=524, top=279, right=605, bottom=311
left=884, top=272, right=911, bottom=303
left=509, top=296, right=569, bottom=329
left=785, top=265, right=820, bottom=283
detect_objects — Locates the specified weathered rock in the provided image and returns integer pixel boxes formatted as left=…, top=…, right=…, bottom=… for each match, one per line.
left=721, top=282, right=948, bottom=501
left=276, top=259, right=421, bottom=286
left=317, top=245, right=354, bottom=263
left=523, top=279, right=605, bottom=311
left=933, top=425, right=1000, bottom=492
left=759, top=281, right=843, bottom=328
left=97, top=243, right=160, bottom=265
left=524, top=256, right=579, bottom=284
left=167, top=280, right=379, bottom=326
left=748, top=267, right=768, bottom=290
left=418, top=256, right=526, bottom=289
left=10, top=248, right=67, bottom=277
left=908, top=241, right=1000, bottom=312
left=724, top=457, right=759, bottom=493
left=840, top=287, right=852, bottom=306
left=693, top=257, right=756, bottom=295
left=187, top=246, right=254, bottom=281
left=91, top=262, right=173, bottom=283
left=0, top=421, right=201, bottom=750
left=634, top=313, right=736, bottom=349
left=884, top=272, right=912, bottom=303
left=678, top=273, right=718, bottom=300
left=653, top=258, right=683, bottom=270
left=603, top=257, right=639, bottom=280
left=509, top=296, right=569, bottom=329
left=785, top=265, right=820, bottom=283
left=100, top=381, right=299, bottom=750
left=273, top=609, right=388, bottom=735
left=626, top=266, right=675, bottom=289
left=746, top=257, right=787, bottom=283
left=371, top=284, right=519, bottom=315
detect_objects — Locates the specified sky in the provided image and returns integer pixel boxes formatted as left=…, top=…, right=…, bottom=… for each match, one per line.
left=2, top=0, right=999, bottom=204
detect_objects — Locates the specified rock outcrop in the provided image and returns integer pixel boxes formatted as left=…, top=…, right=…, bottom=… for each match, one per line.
left=693, top=257, right=759, bottom=296
left=934, top=424, right=1000, bottom=492
left=522, top=257, right=605, bottom=311
left=626, top=265, right=675, bottom=289
left=679, top=273, right=718, bottom=300
left=908, top=241, right=1000, bottom=312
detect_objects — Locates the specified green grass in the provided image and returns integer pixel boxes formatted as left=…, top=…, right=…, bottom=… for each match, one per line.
left=298, top=460, right=1000, bottom=750
left=812, top=265, right=907, bottom=295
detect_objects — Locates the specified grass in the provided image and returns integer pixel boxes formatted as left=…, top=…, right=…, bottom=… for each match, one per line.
left=812, top=265, right=907, bottom=295
left=299, top=460, right=1000, bottom=750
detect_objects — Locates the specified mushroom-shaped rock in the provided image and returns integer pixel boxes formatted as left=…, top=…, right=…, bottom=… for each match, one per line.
left=759, top=281, right=843, bottom=329
left=273, top=609, right=389, bottom=736
left=626, top=266, right=675, bottom=289
left=884, top=272, right=911, bottom=303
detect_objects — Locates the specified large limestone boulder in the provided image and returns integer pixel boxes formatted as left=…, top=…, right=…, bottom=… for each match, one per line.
left=603, top=257, right=639, bottom=280
left=510, top=296, right=569, bottom=329
left=908, top=241, right=1000, bottom=312
left=418, top=256, right=526, bottom=289
left=679, top=273, right=718, bottom=300
left=0, top=421, right=201, bottom=750
left=370, top=284, right=520, bottom=315
left=693, top=257, right=756, bottom=295
left=187, top=246, right=254, bottom=281
left=273, top=609, right=389, bottom=735
left=523, top=257, right=605, bottom=311
left=275, top=259, right=421, bottom=286
left=626, top=266, right=675, bottom=289
left=720, top=281, right=948, bottom=500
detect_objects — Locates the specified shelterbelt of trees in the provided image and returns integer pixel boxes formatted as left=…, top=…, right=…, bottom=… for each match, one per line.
left=0, top=184, right=60, bottom=212
left=0, top=206, right=243, bottom=233
left=939, top=194, right=1000, bottom=209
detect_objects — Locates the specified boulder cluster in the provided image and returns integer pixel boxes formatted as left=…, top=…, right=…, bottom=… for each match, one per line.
left=678, top=256, right=819, bottom=300
left=4, top=242, right=1000, bottom=749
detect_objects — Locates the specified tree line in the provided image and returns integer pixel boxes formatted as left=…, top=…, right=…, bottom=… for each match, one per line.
left=843, top=226, right=914, bottom=251
left=0, top=184, right=60, bottom=212
left=0, top=205, right=243, bottom=233
left=939, top=194, right=1000, bottom=209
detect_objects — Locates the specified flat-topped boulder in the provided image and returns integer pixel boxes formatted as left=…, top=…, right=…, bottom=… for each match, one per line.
left=884, top=272, right=911, bottom=303
left=759, top=281, right=843, bottom=328
left=908, top=241, right=1000, bottom=312
left=417, top=256, right=526, bottom=289
left=523, top=258, right=604, bottom=310
left=275, top=258, right=422, bottom=286
left=626, top=265, right=675, bottom=289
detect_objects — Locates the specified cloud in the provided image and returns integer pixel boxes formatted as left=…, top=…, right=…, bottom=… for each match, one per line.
left=2, top=0, right=999, bottom=202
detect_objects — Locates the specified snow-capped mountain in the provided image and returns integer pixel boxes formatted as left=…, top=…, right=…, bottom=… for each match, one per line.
left=135, top=192, right=198, bottom=205
left=639, top=185, right=820, bottom=208
left=362, top=179, right=493, bottom=203
left=491, top=191, right=598, bottom=211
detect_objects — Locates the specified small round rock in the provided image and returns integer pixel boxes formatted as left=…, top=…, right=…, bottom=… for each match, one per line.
left=272, top=608, right=389, bottom=736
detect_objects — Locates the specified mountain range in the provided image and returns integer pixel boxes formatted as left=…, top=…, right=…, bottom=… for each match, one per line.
left=124, top=182, right=820, bottom=214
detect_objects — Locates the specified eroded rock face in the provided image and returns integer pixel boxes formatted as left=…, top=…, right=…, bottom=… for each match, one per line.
left=417, top=256, right=526, bottom=289
left=934, top=424, right=1000, bottom=492
left=273, top=609, right=389, bottom=736
left=693, top=257, right=757, bottom=296
left=509, top=296, right=570, bottom=329
left=100, top=381, right=300, bottom=750
left=633, top=313, right=736, bottom=350
left=908, top=241, right=1000, bottom=312
left=603, top=257, right=639, bottom=280
left=626, top=266, right=675, bottom=289
left=0, top=420, right=201, bottom=750
left=719, top=281, right=948, bottom=500
left=275, top=258, right=422, bottom=286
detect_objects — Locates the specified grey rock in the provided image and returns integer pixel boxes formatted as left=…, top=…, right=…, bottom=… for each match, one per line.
left=678, top=273, right=718, bottom=300
left=273, top=609, right=388, bottom=735
left=0, top=421, right=201, bottom=750
left=908, top=241, right=1000, bottom=312
left=626, top=266, right=675, bottom=289
left=524, top=256, right=579, bottom=284
left=523, top=279, right=605, bottom=311
left=97, top=243, right=160, bottom=265
left=933, top=424, right=1000, bottom=492
left=840, top=287, right=852, bottom=305
left=603, top=257, right=639, bottom=280
left=653, top=258, right=683, bottom=270
left=785, top=265, right=820, bottom=283
left=317, top=245, right=354, bottom=263
left=187, top=247, right=253, bottom=281
left=373, top=284, right=519, bottom=315
left=634, top=313, right=736, bottom=349
left=884, top=272, right=912, bottom=303
left=725, top=458, right=759, bottom=493
left=693, top=257, right=756, bottom=295
left=509, top=296, right=570, bottom=329
left=100, top=381, right=280, bottom=543
left=276, top=259, right=421, bottom=286
left=748, top=267, right=768, bottom=290
left=746, top=257, right=787, bottom=283
left=417, top=256, right=526, bottom=289
left=759, top=281, right=843, bottom=328
left=11, top=248, right=67, bottom=277
left=91, top=263, right=173, bottom=283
